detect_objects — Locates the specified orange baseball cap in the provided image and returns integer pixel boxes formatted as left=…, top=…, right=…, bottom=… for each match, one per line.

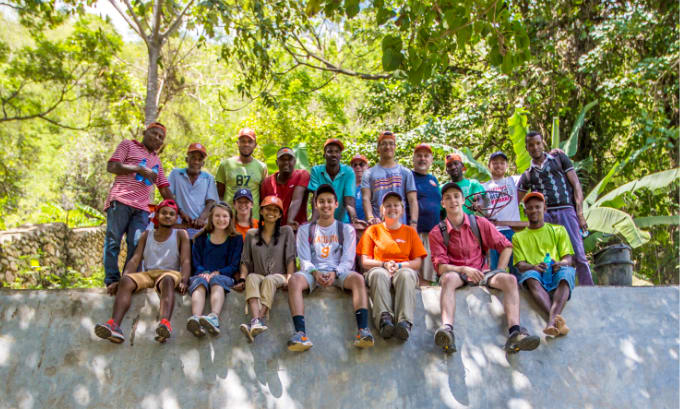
left=187, top=142, right=207, bottom=156
left=323, top=138, right=344, bottom=151
left=147, top=122, right=166, bottom=136
left=445, top=153, right=466, bottom=170
left=238, top=127, right=256, bottom=141
left=261, top=195, right=284, bottom=213
left=350, top=154, right=368, bottom=165
left=378, top=131, right=395, bottom=143
left=523, top=191, right=545, bottom=204
left=414, top=143, right=432, bottom=154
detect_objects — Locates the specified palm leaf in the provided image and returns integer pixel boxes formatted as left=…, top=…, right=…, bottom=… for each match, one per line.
left=563, top=100, right=598, bottom=157
left=508, top=108, right=530, bottom=173
left=593, top=168, right=680, bottom=208
left=585, top=207, right=651, bottom=248
left=551, top=117, right=560, bottom=150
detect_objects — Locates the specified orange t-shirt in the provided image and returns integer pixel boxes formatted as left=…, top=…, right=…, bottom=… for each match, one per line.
left=235, top=219, right=259, bottom=241
left=357, top=223, right=427, bottom=263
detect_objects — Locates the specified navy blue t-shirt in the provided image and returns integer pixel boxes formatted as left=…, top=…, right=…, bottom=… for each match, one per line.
left=191, top=233, right=243, bottom=278
left=411, top=171, right=442, bottom=233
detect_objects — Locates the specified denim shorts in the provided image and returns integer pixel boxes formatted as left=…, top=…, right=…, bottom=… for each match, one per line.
left=189, top=274, right=235, bottom=295
left=296, top=270, right=349, bottom=293
left=518, top=266, right=576, bottom=299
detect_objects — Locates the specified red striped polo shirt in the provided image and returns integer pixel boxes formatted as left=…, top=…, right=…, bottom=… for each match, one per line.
left=104, top=139, right=169, bottom=211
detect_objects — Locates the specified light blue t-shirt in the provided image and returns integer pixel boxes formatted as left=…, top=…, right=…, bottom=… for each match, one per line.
left=308, top=164, right=356, bottom=222
left=360, top=164, right=416, bottom=224
left=168, top=168, right=219, bottom=220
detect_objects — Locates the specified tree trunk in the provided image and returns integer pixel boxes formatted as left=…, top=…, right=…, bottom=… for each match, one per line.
left=144, top=42, right=162, bottom=126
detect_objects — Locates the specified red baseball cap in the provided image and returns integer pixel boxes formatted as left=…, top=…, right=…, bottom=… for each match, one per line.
left=378, top=131, right=395, bottom=143
left=323, top=138, right=344, bottom=151
left=445, top=153, right=466, bottom=170
left=261, top=195, right=284, bottom=213
left=147, top=122, right=166, bottom=136
left=523, top=191, right=545, bottom=204
left=187, top=142, right=207, bottom=156
left=350, top=154, right=368, bottom=165
left=414, top=143, right=432, bottom=154
left=238, top=128, right=256, bottom=141
left=152, top=199, right=178, bottom=227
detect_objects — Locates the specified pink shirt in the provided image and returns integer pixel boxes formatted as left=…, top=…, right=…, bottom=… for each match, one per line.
left=104, top=140, right=169, bottom=211
left=428, top=214, right=511, bottom=272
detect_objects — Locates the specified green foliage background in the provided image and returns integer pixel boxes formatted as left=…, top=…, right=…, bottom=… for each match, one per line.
left=0, top=1, right=677, bottom=284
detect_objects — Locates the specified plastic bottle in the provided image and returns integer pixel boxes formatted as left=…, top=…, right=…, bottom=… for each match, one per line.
left=543, top=253, right=553, bottom=285
left=135, top=158, right=147, bottom=183
left=143, top=164, right=159, bottom=186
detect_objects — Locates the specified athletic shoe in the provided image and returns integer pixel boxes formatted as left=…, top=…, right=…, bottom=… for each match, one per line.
left=187, top=315, right=205, bottom=338
left=250, top=318, right=268, bottom=338
left=434, top=325, right=456, bottom=353
left=395, top=321, right=412, bottom=341
left=94, top=319, right=125, bottom=344
left=155, top=319, right=172, bottom=343
left=505, top=327, right=540, bottom=353
left=353, top=328, right=375, bottom=349
left=239, top=322, right=254, bottom=343
left=287, top=331, right=313, bottom=352
left=379, top=312, right=395, bottom=339
left=199, top=313, right=220, bottom=336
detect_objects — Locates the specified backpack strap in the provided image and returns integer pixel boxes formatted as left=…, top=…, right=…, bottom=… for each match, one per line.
left=335, top=220, right=344, bottom=254
left=438, top=220, right=450, bottom=248
left=467, top=214, right=486, bottom=269
left=309, top=222, right=317, bottom=260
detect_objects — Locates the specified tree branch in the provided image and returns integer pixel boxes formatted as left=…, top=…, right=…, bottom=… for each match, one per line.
left=161, top=0, right=196, bottom=39
left=111, top=0, right=148, bottom=45
left=151, top=0, right=162, bottom=41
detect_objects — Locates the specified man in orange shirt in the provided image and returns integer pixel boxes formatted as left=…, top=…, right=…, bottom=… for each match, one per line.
left=357, top=192, right=427, bottom=341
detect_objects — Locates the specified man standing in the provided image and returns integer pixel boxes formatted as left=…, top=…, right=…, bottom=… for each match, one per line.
left=308, top=138, right=361, bottom=226
left=517, top=131, right=594, bottom=285
left=260, top=147, right=310, bottom=230
left=429, top=182, right=540, bottom=353
left=103, top=122, right=177, bottom=291
left=445, top=152, right=485, bottom=215
left=513, top=192, right=575, bottom=337
left=350, top=154, right=369, bottom=222
left=410, top=144, right=441, bottom=285
left=168, top=142, right=219, bottom=238
left=215, top=128, right=267, bottom=219
left=361, top=131, right=418, bottom=226
left=482, top=151, right=521, bottom=272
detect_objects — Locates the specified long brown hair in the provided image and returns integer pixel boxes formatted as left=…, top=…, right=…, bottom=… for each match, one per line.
left=204, top=202, right=237, bottom=237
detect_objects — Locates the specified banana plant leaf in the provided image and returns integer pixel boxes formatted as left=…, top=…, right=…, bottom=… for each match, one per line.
left=585, top=206, right=651, bottom=248
left=562, top=100, right=598, bottom=157
left=508, top=108, right=530, bottom=173
left=634, top=215, right=680, bottom=228
left=593, top=168, right=680, bottom=208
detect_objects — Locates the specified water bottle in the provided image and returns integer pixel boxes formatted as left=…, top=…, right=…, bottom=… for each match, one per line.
left=543, top=253, right=553, bottom=285
left=143, top=164, right=159, bottom=186
left=135, top=159, right=147, bottom=183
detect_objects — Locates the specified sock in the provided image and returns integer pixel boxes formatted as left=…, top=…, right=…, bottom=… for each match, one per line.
left=444, top=323, right=453, bottom=331
left=509, top=325, right=521, bottom=335
left=355, top=308, right=369, bottom=330
left=292, top=315, right=306, bottom=333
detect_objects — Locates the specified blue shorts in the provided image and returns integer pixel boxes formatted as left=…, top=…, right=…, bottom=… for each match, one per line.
left=518, top=266, right=576, bottom=299
left=296, top=270, right=350, bottom=294
left=189, top=274, right=235, bottom=295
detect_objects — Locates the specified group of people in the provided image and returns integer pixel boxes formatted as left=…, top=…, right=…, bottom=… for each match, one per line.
left=95, top=123, right=592, bottom=353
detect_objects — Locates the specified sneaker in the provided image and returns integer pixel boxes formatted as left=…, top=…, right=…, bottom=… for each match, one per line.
left=353, top=328, right=375, bottom=349
left=505, top=327, right=540, bottom=353
left=239, top=322, right=254, bottom=343
left=287, top=331, right=313, bottom=352
left=395, top=321, right=412, bottom=341
left=434, top=325, right=456, bottom=353
left=250, top=318, right=268, bottom=338
left=94, top=319, right=125, bottom=344
left=379, top=312, right=395, bottom=339
left=186, top=315, right=205, bottom=338
left=199, top=313, right=220, bottom=336
left=155, top=319, right=172, bottom=343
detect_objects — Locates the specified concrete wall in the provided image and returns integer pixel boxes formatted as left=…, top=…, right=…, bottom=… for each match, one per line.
left=0, top=224, right=125, bottom=286
left=0, top=286, right=677, bottom=409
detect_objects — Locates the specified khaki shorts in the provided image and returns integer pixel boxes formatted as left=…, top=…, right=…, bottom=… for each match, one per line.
left=126, top=269, right=181, bottom=294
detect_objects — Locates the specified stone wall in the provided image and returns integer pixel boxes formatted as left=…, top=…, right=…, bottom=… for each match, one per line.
left=0, top=223, right=125, bottom=286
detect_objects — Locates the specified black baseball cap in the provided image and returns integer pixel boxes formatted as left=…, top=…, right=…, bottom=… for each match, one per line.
left=233, top=188, right=253, bottom=202
left=441, top=182, right=463, bottom=196
left=489, top=151, right=508, bottom=161
left=315, top=184, right=337, bottom=200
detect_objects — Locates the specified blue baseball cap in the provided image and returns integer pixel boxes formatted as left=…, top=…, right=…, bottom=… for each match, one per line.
left=233, top=188, right=253, bottom=202
left=489, top=151, right=508, bottom=161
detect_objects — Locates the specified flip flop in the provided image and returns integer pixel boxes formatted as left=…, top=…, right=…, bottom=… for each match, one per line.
left=555, top=315, right=570, bottom=336
left=543, top=326, right=559, bottom=336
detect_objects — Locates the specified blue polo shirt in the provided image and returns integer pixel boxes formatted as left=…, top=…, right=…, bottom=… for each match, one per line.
left=355, top=185, right=365, bottom=221
left=411, top=171, right=442, bottom=233
left=168, top=168, right=219, bottom=220
left=308, top=164, right=356, bottom=222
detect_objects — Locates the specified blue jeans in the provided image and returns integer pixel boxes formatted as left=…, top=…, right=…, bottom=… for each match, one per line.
left=103, top=201, right=149, bottom=286
left=489, top=229, right=518, bottom=275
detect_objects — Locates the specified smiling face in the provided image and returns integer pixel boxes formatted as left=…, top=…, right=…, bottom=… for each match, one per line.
left=277, top=153, right=295, bottom=174
left=380, top=195, right=403, bottom=221
left=186, top=151, right=205, bottom=174
left=237, top=135, right=256, bottom=157
left=377, top=138, right=396, bottom=161
left=351, top=160, right=368, bottom=183
left=441, top=187, right=464, bottom=214
left=413, top=150, right=433, bottom=174
left=234, top=197, right=253, bottom=217
left=260, top=204, right=282, bottom=223
left=316, top=192, right=338, bottom=219
left=489, top=157, right=508, bottom=179
left=324, top=144, right=342, bottom=167
left=446, top=160, right=464, bottom=181
left=524, top=198, right=545, bottom=224
left=211, top=206, right=231, bottom=231
left=142, top=127, right=166, bottom=152
left=525, top=134, right=545, bottom=160
left=157, top=205, right=177, bottom=227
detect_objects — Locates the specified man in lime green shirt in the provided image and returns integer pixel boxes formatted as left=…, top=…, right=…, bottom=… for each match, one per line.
left=215, top=128, right=267, bottom=219
left=513, top=191, right=575, bottom=338
left=445, top=153, right=485, bottom=215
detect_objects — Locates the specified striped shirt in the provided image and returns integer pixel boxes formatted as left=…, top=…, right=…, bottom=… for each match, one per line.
left=104, top=139, right=169, bottom=211
left=361, top=164, right=416, bottom=225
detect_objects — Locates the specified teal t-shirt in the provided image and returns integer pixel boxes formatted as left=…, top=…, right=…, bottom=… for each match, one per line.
left=308, top=164, right=356, bottom=222
left=456, top=178, right=485, bottom=215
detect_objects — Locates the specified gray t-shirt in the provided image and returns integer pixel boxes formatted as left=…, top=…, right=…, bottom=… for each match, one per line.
left=241, top=225, right=296, bottom=276
left=483, top=176, right=521, bottom=231
left=297, top=221, right=356, bottom=277
left=361, top=164, right=416, bottom=224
